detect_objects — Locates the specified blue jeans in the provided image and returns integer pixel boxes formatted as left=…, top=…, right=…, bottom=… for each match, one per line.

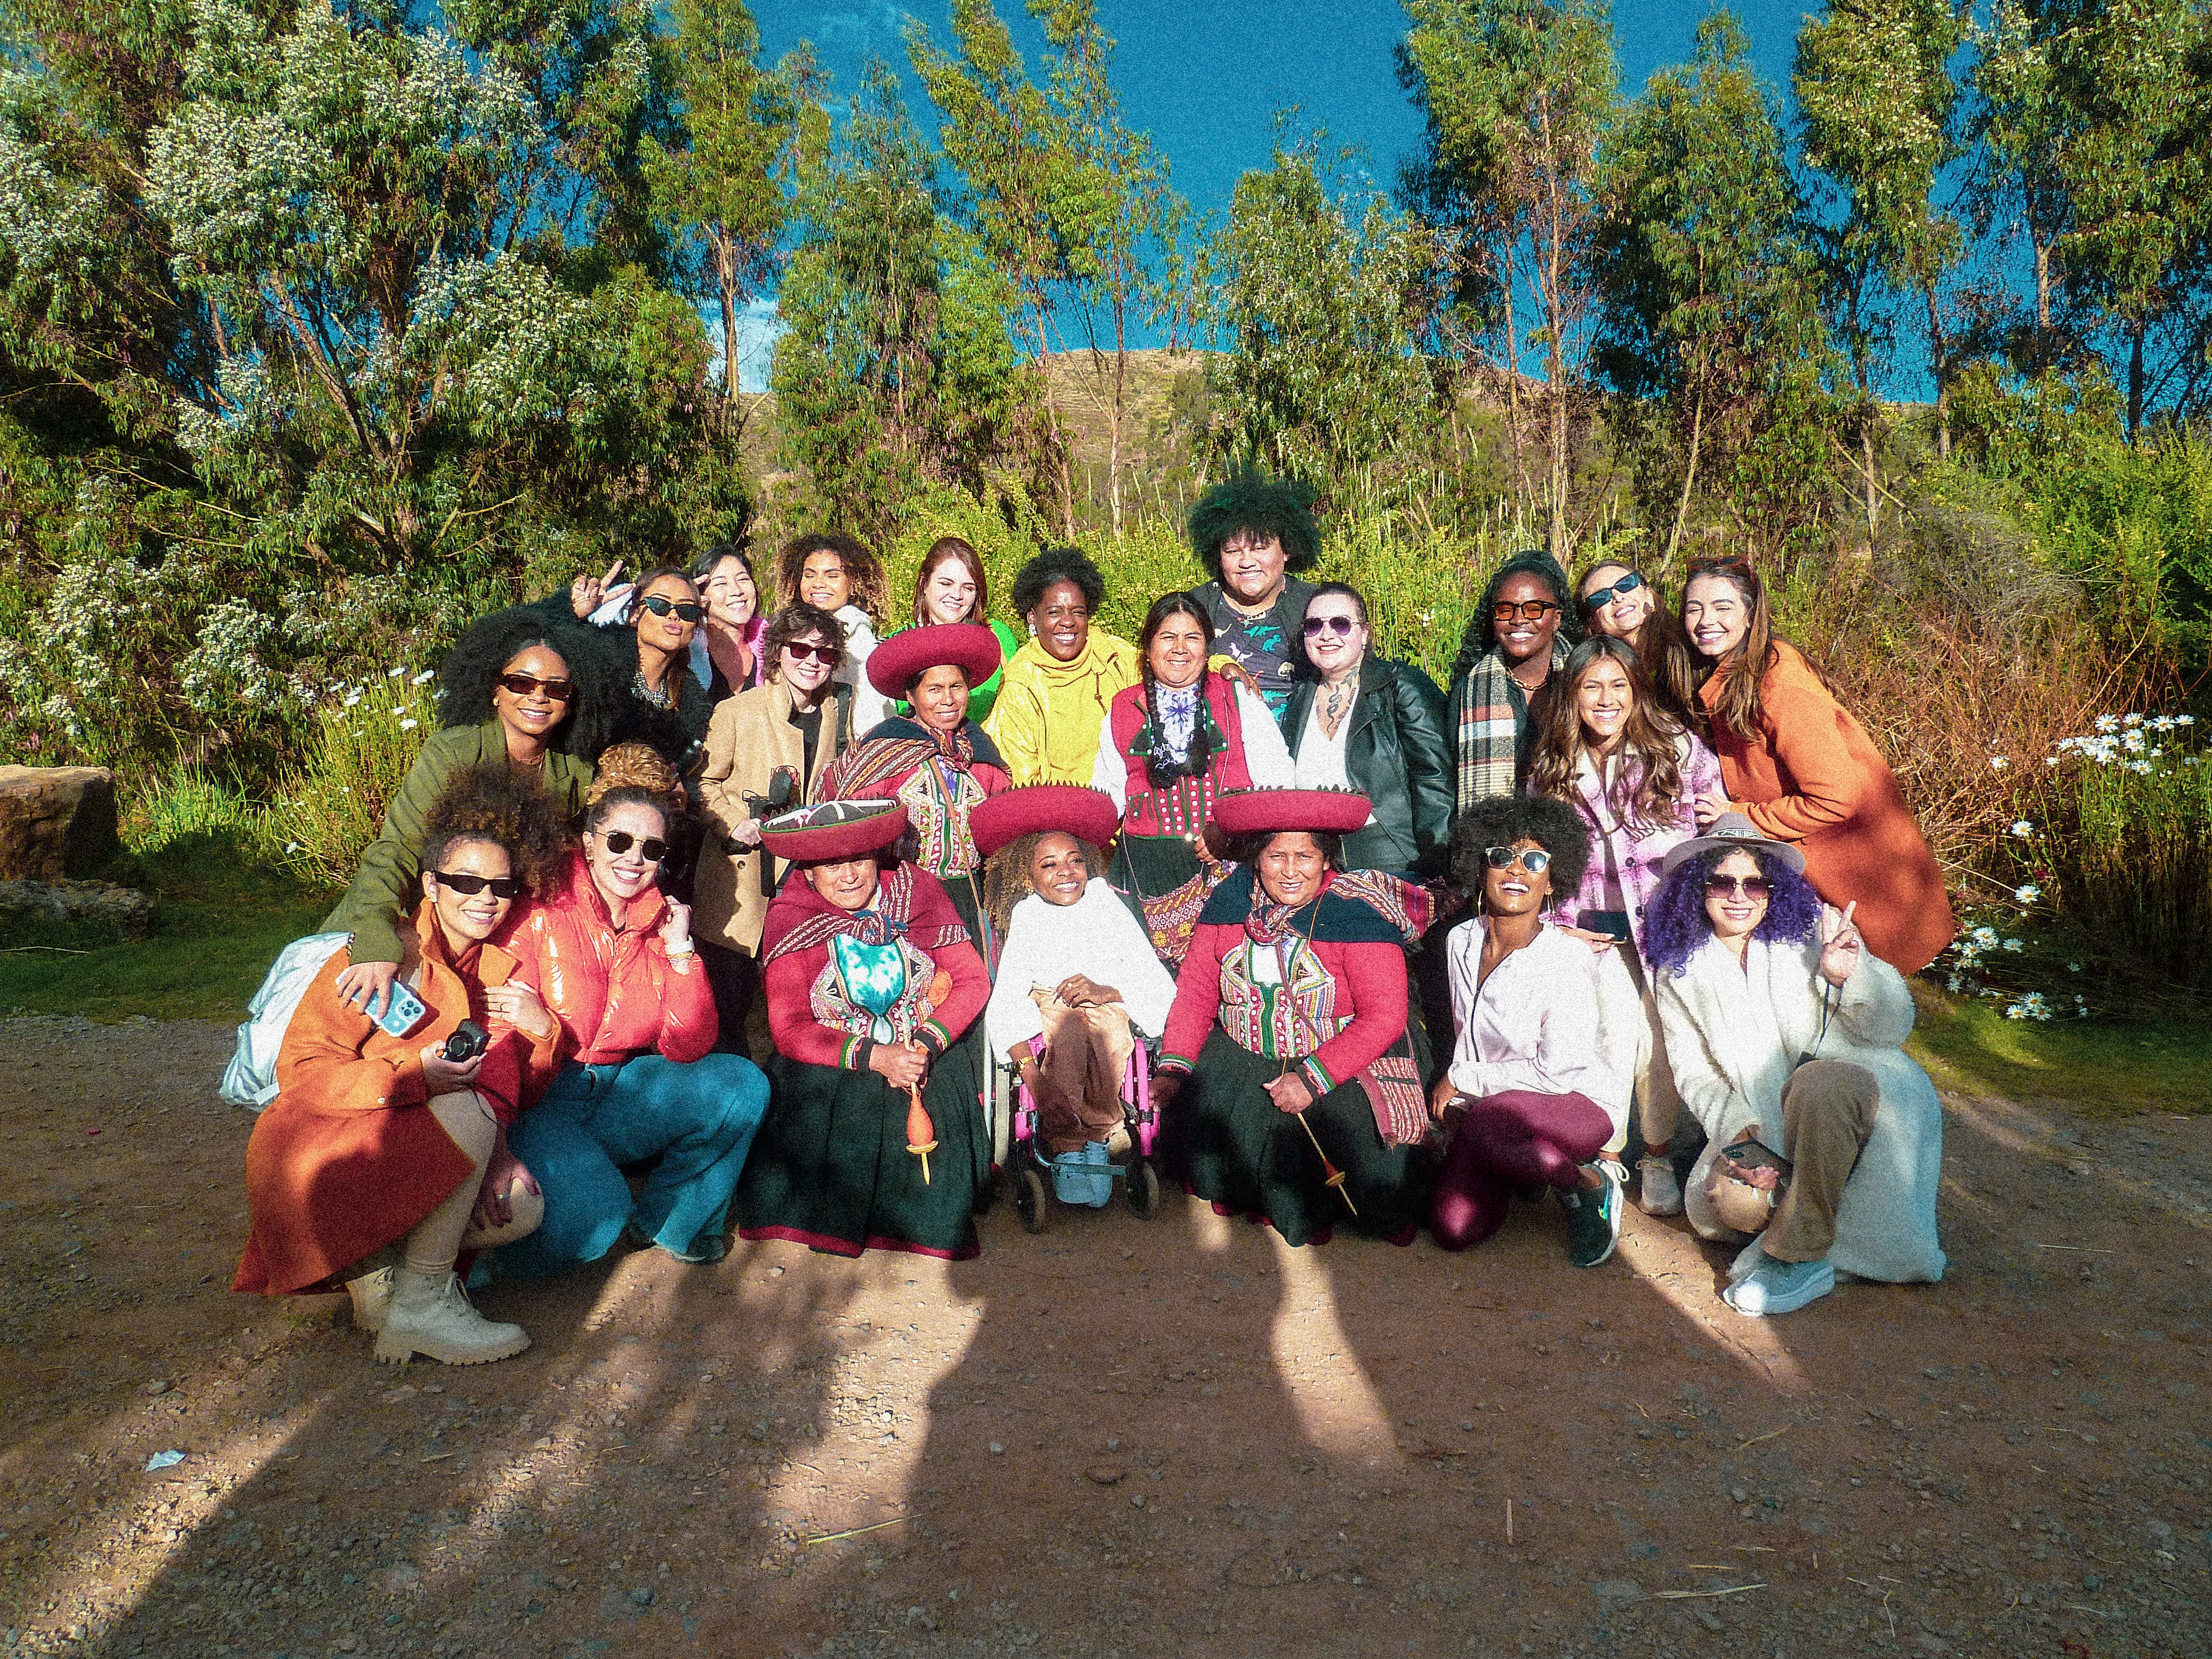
left=499, top=1053, right=769, bottom=1279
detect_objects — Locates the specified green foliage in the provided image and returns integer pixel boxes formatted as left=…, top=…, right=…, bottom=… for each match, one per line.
left=1203, top=141, right=1441, bottom=490
left=267, top=669, right=436, bottom=892
left=1594, top=12, right=1831, bottom=562
left=1906, top=989, right=2212, bottom=1113
left=2026, top=427, right=2212, bottom=669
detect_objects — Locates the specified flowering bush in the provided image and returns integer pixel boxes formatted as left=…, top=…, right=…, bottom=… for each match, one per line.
left=265, top=669, right=436, bottom=891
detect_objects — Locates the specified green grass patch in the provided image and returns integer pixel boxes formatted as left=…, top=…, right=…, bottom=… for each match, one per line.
left=1908, top=985, right=2212, bottom=1115
left=0, top=832, right=336, bottom=1024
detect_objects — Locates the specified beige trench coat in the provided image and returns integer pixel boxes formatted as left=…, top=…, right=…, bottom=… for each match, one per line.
left=694, top=677, right=852, bottom=954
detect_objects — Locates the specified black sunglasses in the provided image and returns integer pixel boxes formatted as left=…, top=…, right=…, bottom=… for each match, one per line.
left=597, top=830, right=668, bottom=862
left=1579, top=571, right=1647, bottom=612
left=431, top=871, right=525, bottom=899
left=497, top=671, right=576, bottom=702
left=639, top=595, right=706, bottom=623
left=1302, top=614, right=1358, bottom=637
left=1483, top=845, right=1551, bottom=873
left=783, top=639, right=837, bottom=665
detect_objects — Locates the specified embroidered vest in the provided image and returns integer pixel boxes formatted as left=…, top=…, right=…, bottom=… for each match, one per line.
left=1109, top=677, right=1255, bottom=839
left=1216, top=936, right=1346, bottom=1060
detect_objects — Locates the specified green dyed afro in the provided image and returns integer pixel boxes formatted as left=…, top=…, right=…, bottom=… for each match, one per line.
left=1187, top=468, right=1320, bottom=579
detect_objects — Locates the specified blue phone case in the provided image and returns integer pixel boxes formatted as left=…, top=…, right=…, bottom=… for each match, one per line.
left=373, top=980, right=429, bottom=1039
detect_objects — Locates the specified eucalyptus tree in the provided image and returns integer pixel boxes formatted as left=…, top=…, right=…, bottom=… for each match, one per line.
left=1594, top=13, right=1829, bottom=561
left=1206, top=139, right=1441, bottom=491
left=1794, top=0, right=1969, bottom=458
left=1399, top=0, right=1618, bottom=562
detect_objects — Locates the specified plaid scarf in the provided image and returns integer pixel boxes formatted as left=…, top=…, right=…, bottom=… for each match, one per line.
left=1451, top=642, right=1568, bottom=811
left=760, top=863, right=969, bottom=966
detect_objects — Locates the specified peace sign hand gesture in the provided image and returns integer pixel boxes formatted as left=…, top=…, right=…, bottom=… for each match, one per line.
left=1818, top=901, right=1863, bottom=988
left=570, top=560, right=631, bottom=620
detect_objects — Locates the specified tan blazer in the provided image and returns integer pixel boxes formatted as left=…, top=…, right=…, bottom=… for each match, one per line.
left=695, top=677, right=853, bottom=954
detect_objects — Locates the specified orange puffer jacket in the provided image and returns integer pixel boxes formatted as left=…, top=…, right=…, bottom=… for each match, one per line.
left=498, top=851, right=717, bottom=1086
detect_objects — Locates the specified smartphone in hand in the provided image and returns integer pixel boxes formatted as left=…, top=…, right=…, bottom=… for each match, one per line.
left=372, top=980, right=430, bottom=1039
left=1721, top=1134, right=1791, bottom=1177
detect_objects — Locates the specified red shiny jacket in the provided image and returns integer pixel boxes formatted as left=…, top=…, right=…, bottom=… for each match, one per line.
left=498, top=852, right=716, bottom=1085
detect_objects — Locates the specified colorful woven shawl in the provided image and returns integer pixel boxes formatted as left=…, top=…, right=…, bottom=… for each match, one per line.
left=760, top=863, right=969, bottom=967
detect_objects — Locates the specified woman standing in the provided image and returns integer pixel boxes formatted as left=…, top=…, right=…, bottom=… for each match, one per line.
left=1644, top=816, right=1947, bottom=1313
left=1091, top=594, right=1295, bottom=964
left=1426, top=797, right=1634, bottom=1267
left=1184, top=469, right=1321, bottom=717
left=821, top=624, right=1012, bottom=947
left=1682, top=556, right=1954, bottom=973
left=778, top=532, right=891, bottom=738
left=1447, top=551, right=1578, bottom=811
left=985, top=546, right=1141, bottom=786
left=893, top=537, right=1023, bottom=724
left=735, top=801, right=994, bottom=1259
left=1574, top=561, right=1700, bottom=726
left=495, top=754, right=772, bottom=1274
left=688, top=544, right=767, bottom=701
left=326, top=606, right=607, bottom=1018
left=1526, top=635, right=1721, bottom=1215
left=1152, top=789, right=1433, bottom=1246
left=694, top=603, right=857, bottom=1057
left=1279, top=581, right=1453, bottom=880
left=238, top=767, right=564, bottom=1364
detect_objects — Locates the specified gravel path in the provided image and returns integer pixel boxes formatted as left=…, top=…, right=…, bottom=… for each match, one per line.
left=0, top=1013, right=2205, bottom=1657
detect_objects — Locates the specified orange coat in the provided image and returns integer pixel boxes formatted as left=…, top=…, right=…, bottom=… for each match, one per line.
left=1702, top=640, right=1955, bottom=974
left=233, top=905, right=560, bottom=1296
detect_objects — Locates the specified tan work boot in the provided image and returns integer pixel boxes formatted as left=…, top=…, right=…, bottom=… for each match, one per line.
left=345, top=1266, right=395, bottom=1332
left=373, top=1270, right=530, bottom=1366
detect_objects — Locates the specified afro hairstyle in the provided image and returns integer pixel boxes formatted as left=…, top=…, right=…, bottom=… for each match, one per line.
left=418, top=761, right=573, bottom=897
left=1010, top=545, right=1107, bottom=618
left=436, top=602, right=622, bottom=759
left=1447, top=549, right=1580, bottom=684
left=1187, top=467, right=1320, bottom=580
left=1448, top=794, right=1592, bottom=905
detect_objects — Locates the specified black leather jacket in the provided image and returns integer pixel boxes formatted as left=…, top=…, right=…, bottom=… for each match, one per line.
left=1280, top=654, right=1454, bottom=880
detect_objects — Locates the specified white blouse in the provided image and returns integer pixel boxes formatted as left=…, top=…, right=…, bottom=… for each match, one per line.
left=985, top=879, right=1177, bottom=1062
left=1444, top=917, right=1633, bottom=1141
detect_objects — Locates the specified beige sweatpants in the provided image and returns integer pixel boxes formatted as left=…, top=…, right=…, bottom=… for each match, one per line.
left=1762, top=1060, right=1881, bottom=1264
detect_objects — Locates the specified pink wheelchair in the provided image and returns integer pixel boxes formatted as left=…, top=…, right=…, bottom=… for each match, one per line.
left=1006, top=1041, right=1164, bottom=1232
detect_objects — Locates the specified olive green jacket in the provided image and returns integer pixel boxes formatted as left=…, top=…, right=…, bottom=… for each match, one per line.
left=320, top=723, right=594, bottom=966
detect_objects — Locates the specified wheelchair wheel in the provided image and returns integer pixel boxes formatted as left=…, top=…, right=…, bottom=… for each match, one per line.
left=1015, top=1167, right=1048, bottom=1233
left=1127, top=1159, right=1161, bottom=1219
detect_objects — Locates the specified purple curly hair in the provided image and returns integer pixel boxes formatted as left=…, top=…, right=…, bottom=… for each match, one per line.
left=1642, top=846, right=1823, bottom=978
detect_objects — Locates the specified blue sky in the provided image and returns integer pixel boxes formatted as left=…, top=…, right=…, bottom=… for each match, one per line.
left=733, top=1, right=1820, bottom=389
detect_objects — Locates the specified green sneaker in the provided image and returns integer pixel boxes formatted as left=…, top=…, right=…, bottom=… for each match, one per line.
left=1560, top=1161, right=1624, bottom=1269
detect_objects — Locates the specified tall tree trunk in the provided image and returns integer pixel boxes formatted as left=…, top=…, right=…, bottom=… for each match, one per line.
left=2128, top=320, right=2146, bottom=441
left=2032, top=237, right=2052, bottom=372
left=1924, top=282, right=1949, bottom=460
left=1500, top=278, right=1526, bottom=507
left=1109, top=290, right=1128, bottom=534
left=717, top=232, right=739, bottom=405
left=1035, top=309, right=1076, bottom=538
left=1861, top=413, right=1880, bottom=549
left=1545, top=222, right=1568, bottom=567
left=1665, top=383, right=1704, bottom=564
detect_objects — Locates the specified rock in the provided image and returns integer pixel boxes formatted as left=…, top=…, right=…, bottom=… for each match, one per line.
left=0, top=766, right=122, bottom=883
left=1087, top=1466, right=1126, bottom=1485
left=1590, top=1579, right=1644, bottom=1603
left=629, top=1585, right=654, bottom=1606
left=0, top=879, right=154, bottom=940
left=369, top=1563, right=421, bottom=1594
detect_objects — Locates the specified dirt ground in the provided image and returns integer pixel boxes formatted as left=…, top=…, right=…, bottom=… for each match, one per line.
left=0, top=1013, right=2206, bottom=1659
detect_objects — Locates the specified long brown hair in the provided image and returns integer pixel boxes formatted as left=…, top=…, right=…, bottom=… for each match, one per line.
left=909, top=536, right=990, bottom=625
left=1684, top=556, right=1780, bottom=743
left=1527, top=636, right=1689, bottom=831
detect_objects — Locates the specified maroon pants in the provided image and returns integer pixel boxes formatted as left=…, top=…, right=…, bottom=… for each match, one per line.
left=1430, top=1089, right=1611, bottom=1250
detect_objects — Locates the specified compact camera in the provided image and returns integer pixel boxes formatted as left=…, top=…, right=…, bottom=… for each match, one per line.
left=442, top=1019, right=490, bottom=1064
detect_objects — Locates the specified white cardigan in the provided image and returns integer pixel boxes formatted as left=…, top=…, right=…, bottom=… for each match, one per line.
left=985, top=879, right=1177, bottom=1063
left=1656, top=924, right=1945, bottom=1284
left=1444, top=918, right=1638, bottom=1147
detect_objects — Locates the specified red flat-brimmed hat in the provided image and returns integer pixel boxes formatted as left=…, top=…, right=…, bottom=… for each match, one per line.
left=1210, top=787, right=1373, bottom=839
left=758, top=800, right=908, bottom=863
left=971, top=785, right=1121, bottom=859
left=866, top=623, right=1004, bottom=699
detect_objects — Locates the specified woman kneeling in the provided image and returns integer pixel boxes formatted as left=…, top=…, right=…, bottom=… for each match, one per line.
left=235, top=768, right=564, bottom=1365
left=1154, top=789, right=1432, bottom=1246
left=498, top=749, right=772, bottom=1273
left=1645, top=815, right=1947, bottom=1316
left=1428, top=797, right=1635, bottom=1267
left=737, top=801, right=994, bottom=1259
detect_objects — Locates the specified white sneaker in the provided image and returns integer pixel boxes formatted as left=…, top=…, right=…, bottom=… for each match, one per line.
left=345, top=1266, right=395, bottom=1332
left=1636, top=1156, right=1683, bottom=1217
left=374, top=1271, right=530, bottom=1366
left=1721, top=1248, right=1837, bottom=1317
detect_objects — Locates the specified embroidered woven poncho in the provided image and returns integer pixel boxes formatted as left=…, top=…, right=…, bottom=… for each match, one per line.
left=822, top=717, right=1009, bottom=878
